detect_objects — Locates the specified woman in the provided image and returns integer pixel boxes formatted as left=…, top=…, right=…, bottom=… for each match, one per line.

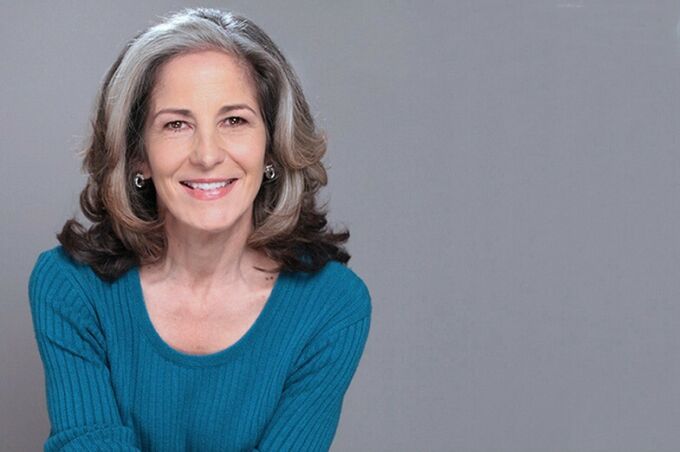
left=28, top=7, right=371, bottom=452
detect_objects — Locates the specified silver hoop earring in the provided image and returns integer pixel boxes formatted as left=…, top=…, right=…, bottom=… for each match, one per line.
left=264, top=164, right=276, bottom=181
left=134, top=173, right=146, bottom=189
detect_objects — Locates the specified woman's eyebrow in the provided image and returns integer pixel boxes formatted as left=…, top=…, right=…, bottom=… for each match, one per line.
left=217, top=104, right=257, bottom=115
left=151, top=104, right=257, bottom=120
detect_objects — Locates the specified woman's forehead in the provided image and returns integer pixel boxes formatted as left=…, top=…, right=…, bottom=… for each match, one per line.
left=149, top=50, right=259, bottom=111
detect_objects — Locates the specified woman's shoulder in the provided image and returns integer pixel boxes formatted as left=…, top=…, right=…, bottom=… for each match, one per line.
left=30, top=245, right=92, bottom=279
left=287, top=259, right=372, bottom=329
left=304, top=259, right=368, bottom=288
left=28, top=245, right=104, bottom=306
left=293, top=259, right=370, bottom=297
left=32, top=244, right=81, bottom=266
left=28, top=245, right=112, bottom=350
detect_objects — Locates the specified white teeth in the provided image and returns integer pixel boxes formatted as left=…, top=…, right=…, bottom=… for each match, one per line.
left=185, top=180, right=233, bottom=190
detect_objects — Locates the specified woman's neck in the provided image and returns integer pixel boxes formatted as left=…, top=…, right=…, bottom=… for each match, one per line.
left=145, top=214, right=263, bottom=293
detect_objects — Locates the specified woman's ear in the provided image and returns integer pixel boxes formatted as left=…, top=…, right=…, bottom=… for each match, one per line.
left=139, top=161, right=151, bottom=179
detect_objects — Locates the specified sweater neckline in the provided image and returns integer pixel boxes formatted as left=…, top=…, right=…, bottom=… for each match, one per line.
left=126, top=265, right=290, bottom=367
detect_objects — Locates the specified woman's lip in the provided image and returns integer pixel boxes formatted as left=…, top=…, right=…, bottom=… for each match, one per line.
left=180, top=178, right=236, bottom=183
left=181, top=179, right=237, bottom=200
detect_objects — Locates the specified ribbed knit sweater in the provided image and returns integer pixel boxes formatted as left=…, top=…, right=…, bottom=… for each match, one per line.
left=28, top=246, right=371, bottom=451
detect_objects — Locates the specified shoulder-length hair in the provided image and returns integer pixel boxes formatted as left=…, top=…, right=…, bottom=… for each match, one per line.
left=57, top=7, right=350, bottom=282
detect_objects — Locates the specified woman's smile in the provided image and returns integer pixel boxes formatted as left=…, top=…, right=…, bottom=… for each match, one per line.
left=180, top=178, right=238, bottom=201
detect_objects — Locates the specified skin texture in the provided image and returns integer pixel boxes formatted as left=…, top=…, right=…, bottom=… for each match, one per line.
left=138, top=50, right=279, bottom=355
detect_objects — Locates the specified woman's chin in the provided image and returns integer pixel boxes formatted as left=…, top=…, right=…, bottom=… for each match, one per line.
left=164, top=217, right=241, bottom=237
left=187, top=222, right=235, bottom=234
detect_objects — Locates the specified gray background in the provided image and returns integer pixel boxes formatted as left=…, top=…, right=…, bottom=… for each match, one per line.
left=2, top=1, right=680, bottom=451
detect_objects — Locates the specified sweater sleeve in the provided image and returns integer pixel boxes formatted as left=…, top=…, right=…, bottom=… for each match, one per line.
left=28, top=250, right=141, bottom=451
left=254, top=283, right=372, bottom=452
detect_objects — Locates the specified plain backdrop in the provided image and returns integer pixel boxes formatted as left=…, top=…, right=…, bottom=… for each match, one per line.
left=3, top=1, right=680, bottom=451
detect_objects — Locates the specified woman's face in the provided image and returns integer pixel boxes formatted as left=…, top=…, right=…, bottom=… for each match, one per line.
left=141, top=50, right=267, bottom=238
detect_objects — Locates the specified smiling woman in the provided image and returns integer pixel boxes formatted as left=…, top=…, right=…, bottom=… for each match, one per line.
left=27, top=7, right=371, bottom=452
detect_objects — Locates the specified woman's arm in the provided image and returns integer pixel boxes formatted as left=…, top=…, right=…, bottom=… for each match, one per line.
left=254, top=285, right=372, bottom=452
left=28, top=250, right=141, bottom=451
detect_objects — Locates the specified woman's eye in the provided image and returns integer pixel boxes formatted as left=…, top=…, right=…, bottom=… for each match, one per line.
left=225, top=116, right=246, bottom=126
left=164, top=120, right=187, bottom=132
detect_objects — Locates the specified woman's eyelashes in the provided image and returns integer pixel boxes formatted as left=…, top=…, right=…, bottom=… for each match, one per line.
left=165, top=120, right=187, bottom=132
left=224, top=116, right=247, bottom=126
left=163, top=117, right=248, bottom=133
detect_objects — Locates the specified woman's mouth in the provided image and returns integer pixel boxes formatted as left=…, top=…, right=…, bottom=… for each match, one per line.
left=179, top=179, right=237, bottom=200
left=180, top=179, right=236, bottom=190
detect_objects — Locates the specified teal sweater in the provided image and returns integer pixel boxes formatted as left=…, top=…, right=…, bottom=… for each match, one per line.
left=28, top=246, right=371, bottom=451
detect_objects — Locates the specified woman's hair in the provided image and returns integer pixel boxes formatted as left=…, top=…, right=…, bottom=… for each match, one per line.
left=57, top=7, right=350, bottom=282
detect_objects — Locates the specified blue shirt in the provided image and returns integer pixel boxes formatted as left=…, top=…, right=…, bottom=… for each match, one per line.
left=28, top=246, right=371, bottom=451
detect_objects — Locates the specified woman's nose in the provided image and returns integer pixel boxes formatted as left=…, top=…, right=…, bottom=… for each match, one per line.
left=189, top=128, right=226, bottom=168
